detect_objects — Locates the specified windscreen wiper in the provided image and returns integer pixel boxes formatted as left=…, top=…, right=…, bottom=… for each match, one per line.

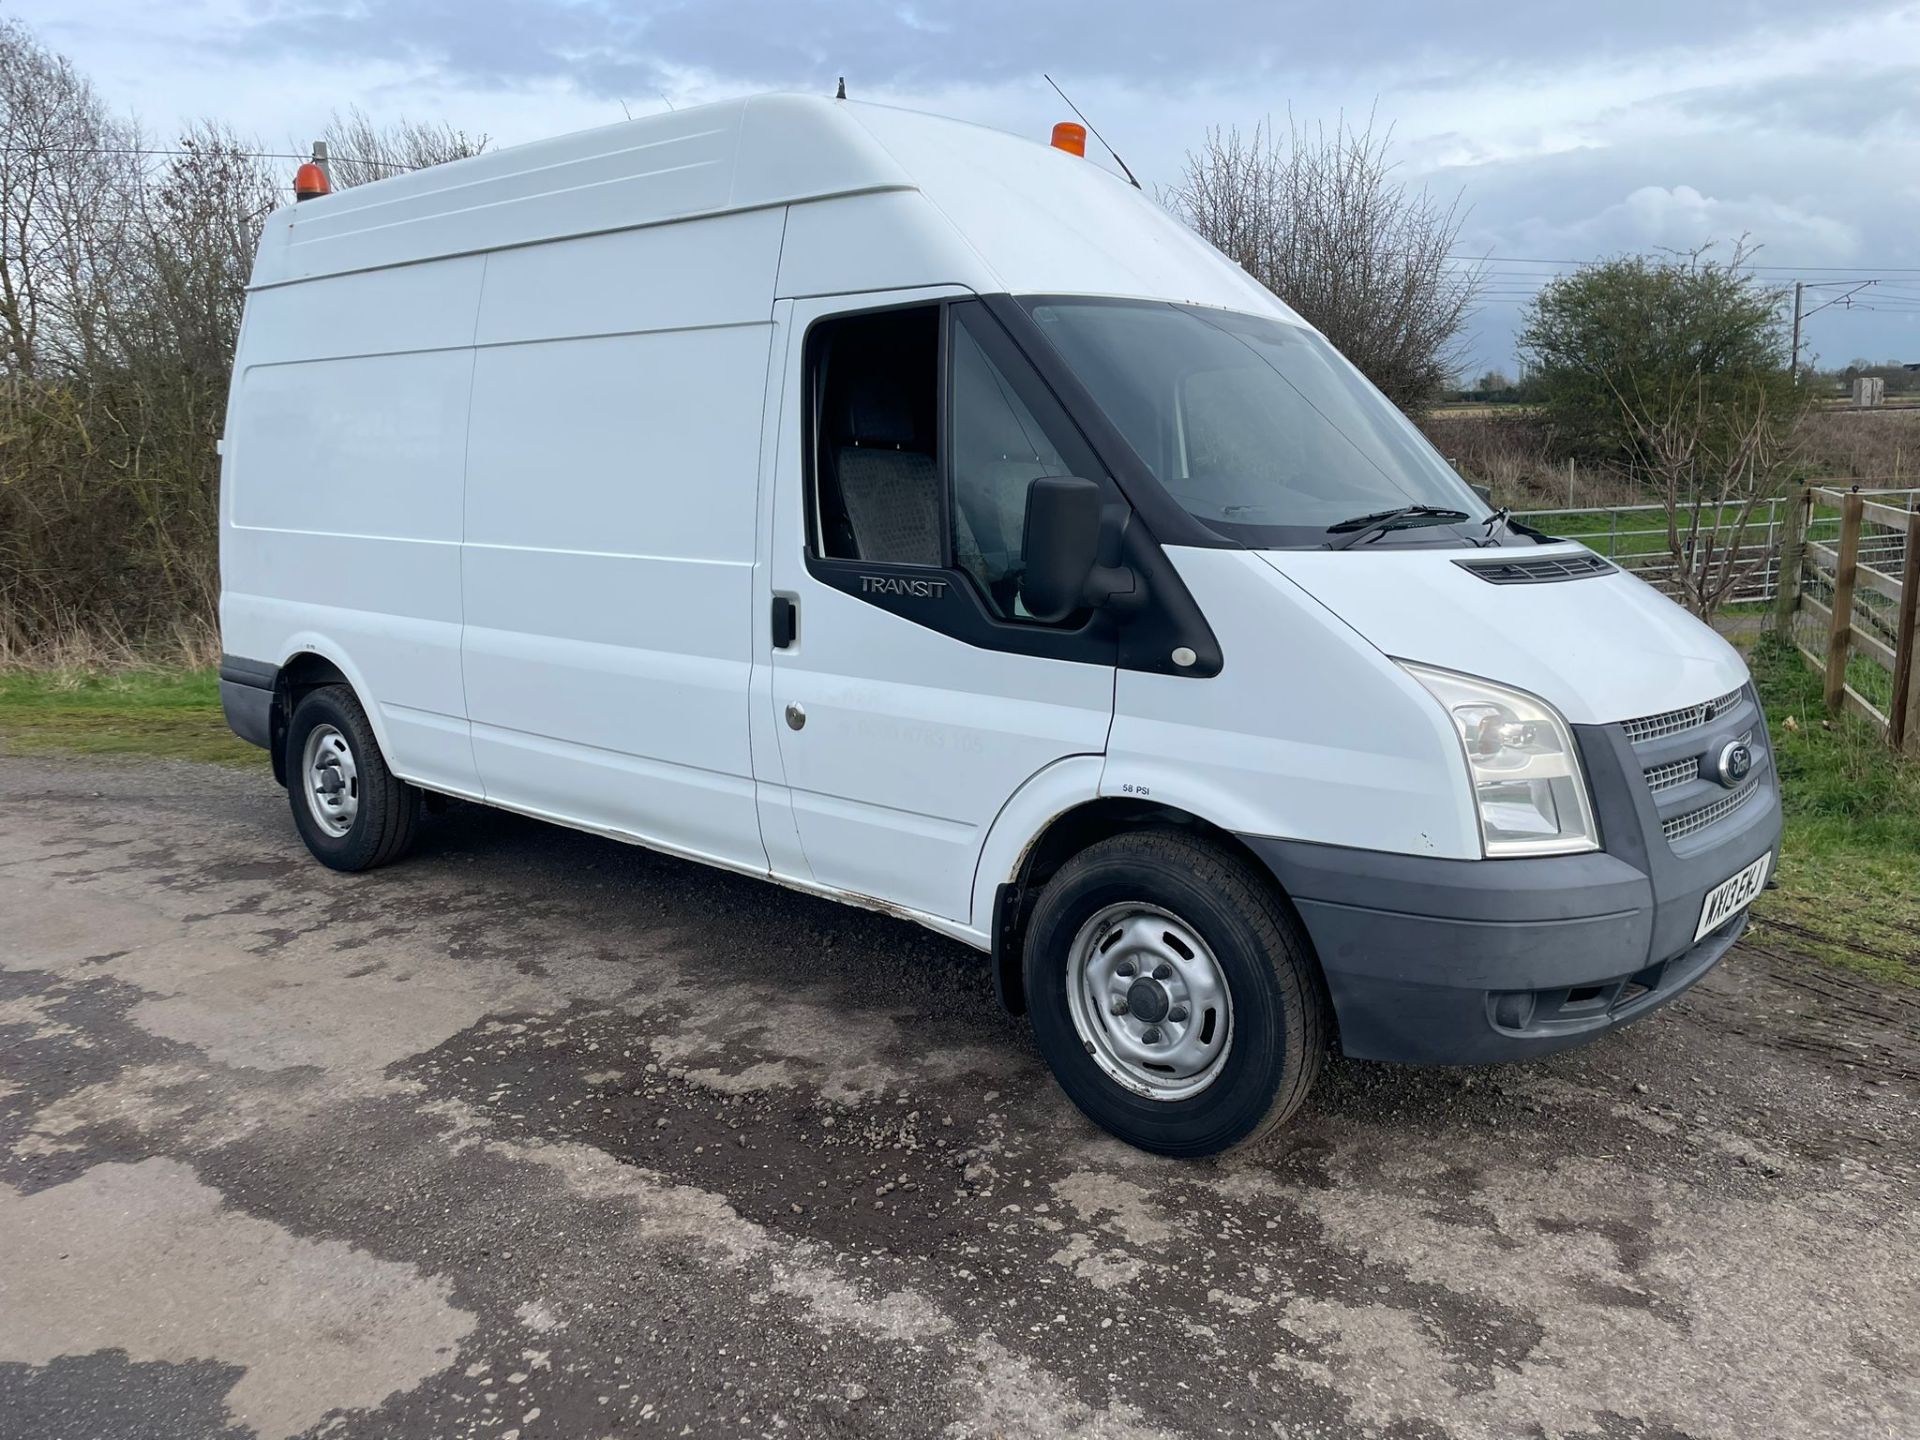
left=1324, top=505, right=1469, bottom=550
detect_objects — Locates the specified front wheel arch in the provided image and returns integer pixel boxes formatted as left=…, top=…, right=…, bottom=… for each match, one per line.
left=994, top=799, right=1324, bottom=1019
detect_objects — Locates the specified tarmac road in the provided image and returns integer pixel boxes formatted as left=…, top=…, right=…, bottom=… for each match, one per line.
left=1, top=754, right=1916, bottom=1440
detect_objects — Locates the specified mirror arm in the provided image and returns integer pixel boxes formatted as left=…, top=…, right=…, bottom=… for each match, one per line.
left=1085, top=504, right=1143, bottom=612
left=1084, top=562, right=1143, bottom=612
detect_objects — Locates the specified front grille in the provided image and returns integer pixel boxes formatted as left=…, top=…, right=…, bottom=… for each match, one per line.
left=1623, top=688, right=1745, bottom=745
left=1643, top=756, right=1699, bottom=793
left=1454, top=552, right=1616, bottom=584
left=1662, top=780, right=1760, bottom=843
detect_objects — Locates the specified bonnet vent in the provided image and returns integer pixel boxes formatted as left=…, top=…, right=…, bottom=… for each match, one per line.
left=1453, top=552, right=1616, bottom=584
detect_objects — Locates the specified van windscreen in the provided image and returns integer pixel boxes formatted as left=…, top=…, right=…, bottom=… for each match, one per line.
left=1024, top=299, right=1487, bottom=548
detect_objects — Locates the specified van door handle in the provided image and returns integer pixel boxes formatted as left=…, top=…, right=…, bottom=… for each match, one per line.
left=771, top=595, right=798, bottom=649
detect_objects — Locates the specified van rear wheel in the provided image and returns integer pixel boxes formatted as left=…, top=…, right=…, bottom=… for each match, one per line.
left=286, top=684, right=421, bottom=871
left=1023, top=831, right=1325, bottom=1157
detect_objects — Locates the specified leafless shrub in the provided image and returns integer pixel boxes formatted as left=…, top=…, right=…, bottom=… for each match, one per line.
left=1614, top=374, right=1806, bottom=618
left=1166, top=115, right=1482, bottom=410
left=318, top=107, right=489, bottom=189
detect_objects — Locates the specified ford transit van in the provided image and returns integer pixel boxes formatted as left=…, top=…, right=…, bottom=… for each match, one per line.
left=218, top=96, right=1781, bottom=1156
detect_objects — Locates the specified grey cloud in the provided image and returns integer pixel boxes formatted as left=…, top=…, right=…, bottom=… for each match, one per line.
left=226, top=0, right=1873, bottom=98
left=1662, top=66, right=1920, bottom=139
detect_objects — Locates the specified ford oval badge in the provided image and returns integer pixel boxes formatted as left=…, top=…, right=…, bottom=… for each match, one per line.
left=1716, top=740, right=1753, bottom=788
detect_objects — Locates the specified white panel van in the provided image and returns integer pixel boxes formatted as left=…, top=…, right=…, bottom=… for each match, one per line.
left=220, top=96, right=1782, bottom=1156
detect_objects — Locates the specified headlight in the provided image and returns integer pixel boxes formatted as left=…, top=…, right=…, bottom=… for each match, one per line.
left=1398, top=662, right=1599, bottom=857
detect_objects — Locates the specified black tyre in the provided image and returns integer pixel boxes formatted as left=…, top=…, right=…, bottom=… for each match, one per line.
left=285, top=684, right=421, bottom=872
left=1023, top=830, right=1326, bottom=1157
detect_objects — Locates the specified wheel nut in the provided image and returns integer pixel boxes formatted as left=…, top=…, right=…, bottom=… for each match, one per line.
left=1168, top=1005, right=1188, bottom=1023
left=1141, top=1027, right=1162, bottom=1045
left=1116, top=960, right=1137, bottom=978
left=1153, top=963, right=1173, bottom=980
left=1111, top=996, right=1129, bottom=1015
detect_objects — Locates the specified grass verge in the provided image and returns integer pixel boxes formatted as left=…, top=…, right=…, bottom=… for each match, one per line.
left=1747, top=633, right=1920, bottom=987
left=0, top=667, right=261, bottom=766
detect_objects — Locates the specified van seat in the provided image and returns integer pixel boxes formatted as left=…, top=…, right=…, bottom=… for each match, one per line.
left=837, top=447, right=944, bottom=567
left=834, top=372, right=983, bottom=574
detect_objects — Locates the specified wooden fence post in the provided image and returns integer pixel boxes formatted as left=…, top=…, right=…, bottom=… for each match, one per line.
left=1890, top=507, right=1920, bottom=755
left=1824, top=493, right=1863, bottom=716
left=1773, top=486, right=1809, bottom=637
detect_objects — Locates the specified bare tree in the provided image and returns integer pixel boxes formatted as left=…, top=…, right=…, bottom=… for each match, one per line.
left=0, top=19, right=145, bottom=377
left=1613, top=372, right=1806, bottom=619
left=126, top=122, right=280, bottom=376
left=1166, top=116, right=1482, bottom=410
left=317, top=107, right=489, bottom=190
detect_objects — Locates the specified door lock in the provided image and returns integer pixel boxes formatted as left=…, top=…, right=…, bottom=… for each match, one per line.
left=784, top=702, right=806, bottom=731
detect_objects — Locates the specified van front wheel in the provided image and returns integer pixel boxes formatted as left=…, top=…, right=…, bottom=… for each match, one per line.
left=286, top=685, right=421, bottom=871
left=1023, top=831, right=1325, bottom=1157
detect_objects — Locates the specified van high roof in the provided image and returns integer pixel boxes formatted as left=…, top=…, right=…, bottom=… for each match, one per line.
left=249, top=93, right=1297, bottom=319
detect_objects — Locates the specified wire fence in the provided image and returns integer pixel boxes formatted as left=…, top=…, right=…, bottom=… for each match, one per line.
left=1517, top=487, right=1920, bottom=607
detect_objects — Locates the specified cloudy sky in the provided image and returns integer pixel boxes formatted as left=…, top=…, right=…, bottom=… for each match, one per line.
left=21, top=0, right=1920, bottom=375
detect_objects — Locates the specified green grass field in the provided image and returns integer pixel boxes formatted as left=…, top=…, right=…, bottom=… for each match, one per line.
left=1520, top=503, right=1800, bottom=561
left=0, top=647, right=1912, bottom=985
left=1745, top=635, right=1920, bottom=987
left=0, top=668, right=262, bottom=766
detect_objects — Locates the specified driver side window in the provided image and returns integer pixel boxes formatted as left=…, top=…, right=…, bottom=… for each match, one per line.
left=806, top=302, right=1107, bottom=626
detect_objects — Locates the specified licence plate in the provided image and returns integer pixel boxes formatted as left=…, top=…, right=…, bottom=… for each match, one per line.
left=1695, top=853, right=1770, bottom=942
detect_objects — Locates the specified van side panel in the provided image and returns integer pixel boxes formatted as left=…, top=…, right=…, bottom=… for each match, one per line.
left=460, top=209, right=784, bottom=871
left=222, top=256, right=485, bottom=797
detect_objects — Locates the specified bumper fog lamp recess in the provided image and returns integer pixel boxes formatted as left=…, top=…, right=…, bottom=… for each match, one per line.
left=1490, top=990, right=1536, bottom=1032
left=1397, top=661, right=1600, bottom=858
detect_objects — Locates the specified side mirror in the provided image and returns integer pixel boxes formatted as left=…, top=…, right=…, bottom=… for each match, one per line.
left=1020, top=476, right=1135, bottom=622
left=1469, top=482, right=1494, bottom=505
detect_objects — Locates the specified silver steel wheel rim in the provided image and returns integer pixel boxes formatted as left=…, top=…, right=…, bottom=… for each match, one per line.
left=1066, top=902, right=1233, bottom=1102
left=301, top=723, right=359, bottom=838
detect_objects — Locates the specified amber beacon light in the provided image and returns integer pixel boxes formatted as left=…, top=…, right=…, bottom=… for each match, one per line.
left=293, top=161, right=331, bottom=201
left=1050, top=122, right=1087, bottom=157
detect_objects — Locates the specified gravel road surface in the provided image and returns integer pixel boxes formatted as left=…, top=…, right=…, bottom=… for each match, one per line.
left=2, top=754, right=1916, bottom=1439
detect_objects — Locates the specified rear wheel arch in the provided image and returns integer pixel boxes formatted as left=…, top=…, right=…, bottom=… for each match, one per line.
left=269, top=652, right=355, bottom=787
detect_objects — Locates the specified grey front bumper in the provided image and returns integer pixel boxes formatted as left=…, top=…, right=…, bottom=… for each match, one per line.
left=1242, top=703, right=1783, bottom=1065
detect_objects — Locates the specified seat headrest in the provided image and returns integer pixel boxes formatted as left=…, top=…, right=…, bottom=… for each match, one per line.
left=843, top=370, right=918, bottom=448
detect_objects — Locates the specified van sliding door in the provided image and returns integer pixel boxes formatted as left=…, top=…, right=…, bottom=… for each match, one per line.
left=459, top=213, right=785, bottom=872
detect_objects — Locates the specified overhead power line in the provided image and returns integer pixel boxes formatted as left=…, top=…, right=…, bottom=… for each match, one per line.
left=1451, top=252, right=1920, bottom=276
left=0, top=143, right=414, bottom=173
